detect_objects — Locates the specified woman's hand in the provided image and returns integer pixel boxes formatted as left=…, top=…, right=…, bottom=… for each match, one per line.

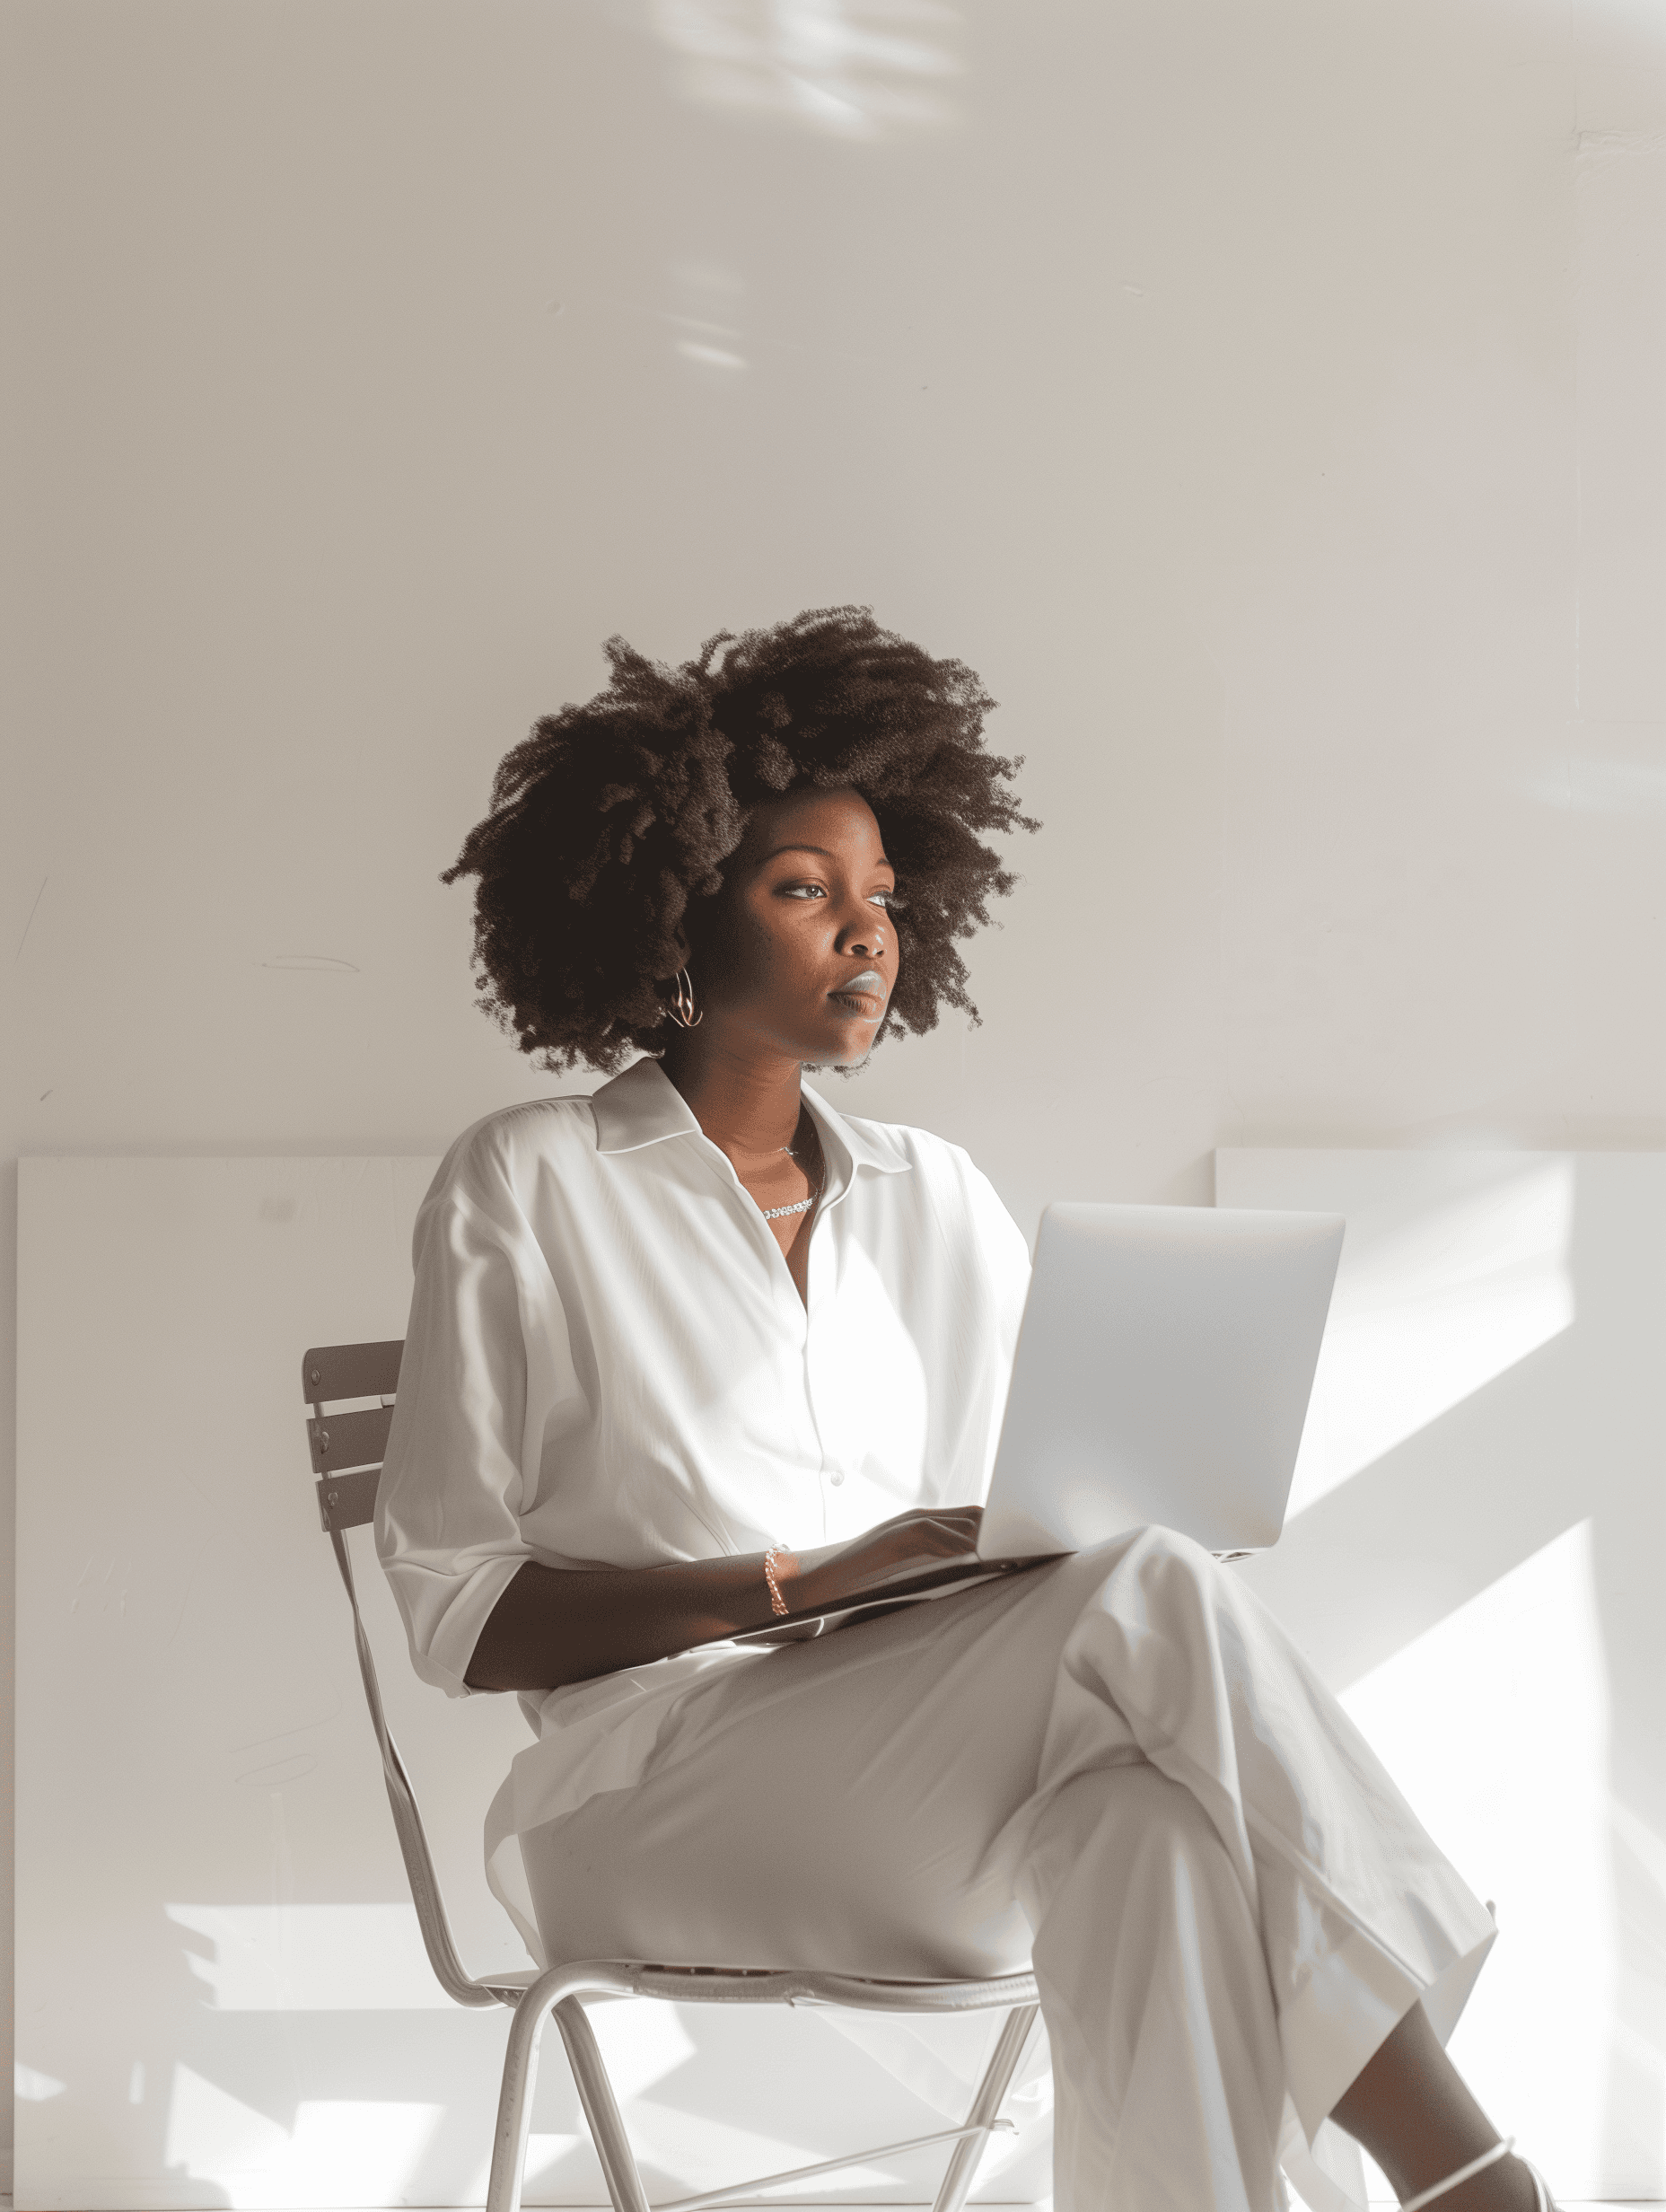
left=782, top=1505, right=986, bottom=1616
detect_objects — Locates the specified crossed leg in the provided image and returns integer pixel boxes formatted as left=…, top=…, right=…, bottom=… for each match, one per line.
left=1333, top=2006, right=1551, bottom=2212
left=517, top=1532, right=1539, bottom=2211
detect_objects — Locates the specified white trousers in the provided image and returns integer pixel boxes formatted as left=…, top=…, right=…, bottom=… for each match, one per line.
left=519, top=1531, right=1496, bottom=2212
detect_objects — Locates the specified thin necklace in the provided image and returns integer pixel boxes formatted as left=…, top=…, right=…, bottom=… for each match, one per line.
left=759, top=1137, right=824, bottom=1223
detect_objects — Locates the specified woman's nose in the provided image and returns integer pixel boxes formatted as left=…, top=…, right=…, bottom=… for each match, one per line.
left=837, top=918, right=883, bottom=956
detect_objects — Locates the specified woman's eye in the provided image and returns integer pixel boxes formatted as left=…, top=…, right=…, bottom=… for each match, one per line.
left=871, top=891, right=901, bottom=908
left=781, top=883, right=827, bottom=900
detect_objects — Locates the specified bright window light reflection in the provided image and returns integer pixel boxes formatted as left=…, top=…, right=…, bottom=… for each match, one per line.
left=669, top=259, right=752, bottom=373
left=676, top=338, right=748, bottom=369
left=652, top=0, right=961, bottom=136
left=1280, top=1157, right=1575, bottom=1519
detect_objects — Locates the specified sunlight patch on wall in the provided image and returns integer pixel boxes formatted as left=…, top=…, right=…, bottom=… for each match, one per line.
left=15, top=2063, right=67, bottom=2101
left=162, top=2067, right=443, bottom=2208
left=1340, top=1521, right=1615, bottom=2197
left=651, top=0, right=961, bottom=136
left=668, top=258, right=753, bottom=373
left=676, top=338, right=748, bottom=368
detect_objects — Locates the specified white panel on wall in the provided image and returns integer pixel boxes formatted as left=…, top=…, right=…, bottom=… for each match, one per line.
left=1217, top=1150, right=1666, bottom=2204
left=14, top=1157, right=1052, bottom=2210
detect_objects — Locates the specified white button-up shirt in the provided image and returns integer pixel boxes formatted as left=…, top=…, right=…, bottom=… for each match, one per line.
left=377, top=1056, right=1032, bottom=1709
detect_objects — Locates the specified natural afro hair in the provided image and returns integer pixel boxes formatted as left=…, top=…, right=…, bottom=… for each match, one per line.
left=442, top=605, right=1038, bottom=1074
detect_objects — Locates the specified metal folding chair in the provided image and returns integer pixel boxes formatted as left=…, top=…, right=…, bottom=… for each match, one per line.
left=303, top=1339, right=1043, bottom=2212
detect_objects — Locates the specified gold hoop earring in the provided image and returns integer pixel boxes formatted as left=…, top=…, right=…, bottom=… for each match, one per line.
left=666, top=966, right=702, bottom=1030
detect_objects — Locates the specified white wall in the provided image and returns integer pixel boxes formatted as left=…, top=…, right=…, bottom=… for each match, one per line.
left=6, top=0, right=1666, bottom=2181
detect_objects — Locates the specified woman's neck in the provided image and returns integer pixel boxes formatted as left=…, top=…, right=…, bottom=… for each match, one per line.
left=659, top=1032, right=806, bottom=1162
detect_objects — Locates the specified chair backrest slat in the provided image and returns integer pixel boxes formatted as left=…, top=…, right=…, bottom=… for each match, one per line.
left=307, top=1403, right=394, bottom=1474
left=302, top=1340, right=404, bottom=1404
left=318, top=1464, right=380, bottom=1533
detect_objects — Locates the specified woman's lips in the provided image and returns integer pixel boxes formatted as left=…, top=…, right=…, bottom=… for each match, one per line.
left=829, top=969, right=887, bottom=1014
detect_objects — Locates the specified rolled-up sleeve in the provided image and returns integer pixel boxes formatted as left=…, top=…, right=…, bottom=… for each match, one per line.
left=375, top=1127, right=565, bottom=1697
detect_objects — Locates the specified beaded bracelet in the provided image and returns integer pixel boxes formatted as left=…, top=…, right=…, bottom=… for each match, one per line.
left=762, top=1545, right=794, bottom=1618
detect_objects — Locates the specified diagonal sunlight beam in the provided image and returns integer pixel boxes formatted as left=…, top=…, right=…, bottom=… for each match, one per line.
left=1216, top=1150, right=1591, bottom=1691
left=1221, top=1153, right=1575, bottom=1523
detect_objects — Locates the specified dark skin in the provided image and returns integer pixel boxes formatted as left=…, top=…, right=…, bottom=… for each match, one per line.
left=464, top=787, right=1550, bottom=2212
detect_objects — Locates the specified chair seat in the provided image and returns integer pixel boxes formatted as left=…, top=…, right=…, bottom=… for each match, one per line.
left=480, top=1958, right=1039, bottom=2013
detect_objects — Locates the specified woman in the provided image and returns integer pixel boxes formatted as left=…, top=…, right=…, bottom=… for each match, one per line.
left=377, top=607, right=1552, bottom=2212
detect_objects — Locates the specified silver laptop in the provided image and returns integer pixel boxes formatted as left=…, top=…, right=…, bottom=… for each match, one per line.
left=977, top=1201, right=1345, bottom=1561
left=735, top=1199, right=1344, bottom=1641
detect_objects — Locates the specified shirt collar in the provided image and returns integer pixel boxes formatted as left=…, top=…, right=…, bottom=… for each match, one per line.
left=589, top=1056, right=912, bottom=1179
left=589, top=1055, right=703, bottom=1154
left=799, top=1079, right=913, bottom=1178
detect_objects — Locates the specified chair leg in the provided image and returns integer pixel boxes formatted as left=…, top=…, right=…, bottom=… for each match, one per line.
left=928, top=2002, right=1041, bottom=2212
left=552, top=1996, right=653, bottom=2212
left=486, top=1985, right=651, bottom=2212
left=485, top=1986, right=547, bottom=2212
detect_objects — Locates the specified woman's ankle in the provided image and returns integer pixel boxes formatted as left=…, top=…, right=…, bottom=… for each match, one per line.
left=1414, top=2152, right=1548, bottom=2212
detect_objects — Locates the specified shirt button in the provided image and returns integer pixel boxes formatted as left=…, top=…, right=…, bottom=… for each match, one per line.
left=829, top=1471, right=845, bottom=1487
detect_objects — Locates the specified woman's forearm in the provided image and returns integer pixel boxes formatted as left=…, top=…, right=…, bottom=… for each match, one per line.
left=463, top=1552, right=791, bottom=1691
left=462, top=1506, right=988, bottom=1693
